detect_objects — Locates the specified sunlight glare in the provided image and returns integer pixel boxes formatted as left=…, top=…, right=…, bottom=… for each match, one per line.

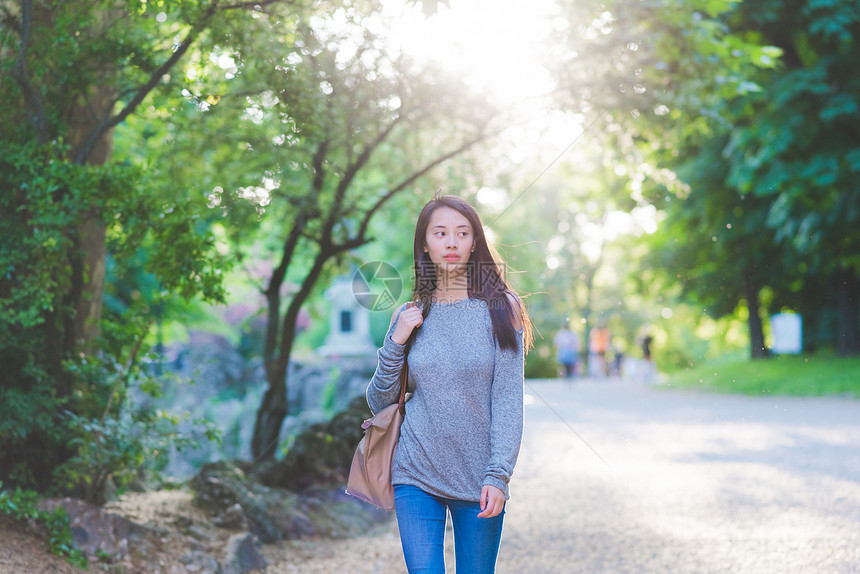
left=580, top=220, right=603, bottom=262
left=548, top=235, right=565, bottom=252
left=476, top=186, right=508, bottom=210
left=632, top=204, right=658, bottom=234
left=604, top=211, right=632, bottom=241
left=383, top=0, right=557, bottom=105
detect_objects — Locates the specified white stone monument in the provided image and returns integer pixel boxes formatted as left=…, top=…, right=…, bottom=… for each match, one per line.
left=316, top=275, right=375, bottom=357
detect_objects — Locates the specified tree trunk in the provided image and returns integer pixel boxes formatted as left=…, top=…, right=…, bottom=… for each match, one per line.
left=66, top=88, right=116, bottom=354
left=252, top=288, right=295, bottom=462
left=580, top=267, right=596, bottom=374
left=252, top=251, right=330, bottom=463
left=836, top=267, right=859, bottom=356
left=744, top=277, right=768, bottom=359
left=251, top=368, right=290, bottom=462
left=579, top=228, right=603, bottom=374
left=74, top=217, right=107, bottom=351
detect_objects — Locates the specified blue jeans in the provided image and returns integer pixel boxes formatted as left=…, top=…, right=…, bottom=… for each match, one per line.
left=394, top=484, right=505, bottom=574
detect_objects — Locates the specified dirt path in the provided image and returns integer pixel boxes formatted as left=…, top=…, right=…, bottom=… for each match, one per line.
left=265, top=378, right=860, bottom=573
left=0, top=525, right=83, bottom=574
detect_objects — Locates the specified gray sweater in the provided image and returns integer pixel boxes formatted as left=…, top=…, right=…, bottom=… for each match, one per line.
left=366, top=298, right=524, bottom=502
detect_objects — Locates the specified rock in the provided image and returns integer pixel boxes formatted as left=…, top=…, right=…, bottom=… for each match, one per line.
left=180, top=550, right=221, bottom=573
left=190, top=458, right=391, bottom=543
left=296, top=487, right=392, bottom=538
left=221, top=532, right=266, bottom=574
left=213, top=503, right=248, bottom=530
left=38, top=497, right=151, bottom=562
left=187, top=395, right=393, bottom=545
left=190, top=460, right=249, bottom=513
left=256, top=395, right=370, bottom=491
left=32, top=487, right=386, bottom=573
left=191, top=461, right=314, bottom=543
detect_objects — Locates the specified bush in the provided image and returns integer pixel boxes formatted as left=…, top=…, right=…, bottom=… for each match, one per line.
left=55, top=406, right=221, bottom=506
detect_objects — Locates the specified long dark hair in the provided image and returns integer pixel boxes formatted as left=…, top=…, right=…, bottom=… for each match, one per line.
left=411, top=195, right=533, bottom=352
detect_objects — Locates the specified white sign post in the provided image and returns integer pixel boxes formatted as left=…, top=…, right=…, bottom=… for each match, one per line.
left=770, top=313, right=802, bottom=354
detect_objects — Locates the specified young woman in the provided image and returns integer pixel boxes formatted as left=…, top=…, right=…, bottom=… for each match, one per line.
left=366, top=194, right=533, bottom=573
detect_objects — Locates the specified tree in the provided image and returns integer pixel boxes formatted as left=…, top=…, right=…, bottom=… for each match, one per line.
left=0, top=0, right=294, bottom=491
left=644, top=136, right=784, bottom=358
left=612, top=0, right=860, bottom=358
left=139, top=3, right=501, bottom=463
left=209, top=9, right=501, bottom=462
left=543, top=0, right=775, bottom=357
left=724, top=0, right=860, bottom=355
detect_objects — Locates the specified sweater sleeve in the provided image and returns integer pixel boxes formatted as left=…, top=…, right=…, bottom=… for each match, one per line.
left=366, top=305, right=408, bottom=414
left=484, top=328, right=525, bottom=495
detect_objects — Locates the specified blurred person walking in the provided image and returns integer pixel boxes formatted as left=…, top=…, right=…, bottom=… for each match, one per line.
left=553, top=321, right=580, bottom=379
left=640, top=331, right=656, bottom=382
left=588, top=321, right=611, bottom=378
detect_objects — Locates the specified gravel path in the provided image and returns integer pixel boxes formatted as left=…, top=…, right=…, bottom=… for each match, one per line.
left=266, top=378, right=860, bottom=573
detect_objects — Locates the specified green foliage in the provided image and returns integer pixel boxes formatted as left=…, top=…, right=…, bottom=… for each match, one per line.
left=0, top=142, right=104, bottom=484
left=0, top=383, right=68, bottom=488
left=550, top=0, right=776, bottom=148
left=0, top=140, right=127, bottom=328
left=724, top=0, right=860, bottom=260
left=667, top=352, right=860, bottom=397
left=643, top=135, right=781, bottom=320
left=0, top=482, right=88, bottom=569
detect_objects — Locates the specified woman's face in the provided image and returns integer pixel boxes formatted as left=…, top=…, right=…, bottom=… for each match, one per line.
left=424, top=206, right=475, bottom=277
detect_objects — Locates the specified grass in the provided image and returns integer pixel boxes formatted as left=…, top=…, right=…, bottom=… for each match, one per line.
left=666, top=352, right=860, bottom=398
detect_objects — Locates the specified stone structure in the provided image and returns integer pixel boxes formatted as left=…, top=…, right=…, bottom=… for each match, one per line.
left=316, top=275, right=375, bottom=358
